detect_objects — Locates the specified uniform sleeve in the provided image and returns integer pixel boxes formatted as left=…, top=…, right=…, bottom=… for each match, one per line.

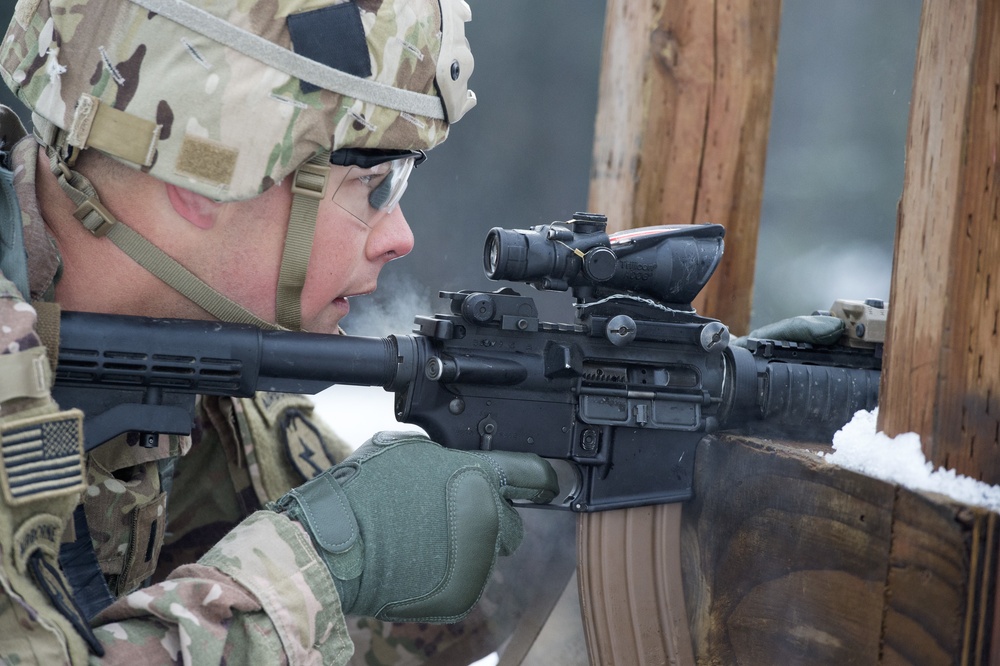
left=0, top=277, right=99, bottom=663
left=92, top=511, right=353, bottom=665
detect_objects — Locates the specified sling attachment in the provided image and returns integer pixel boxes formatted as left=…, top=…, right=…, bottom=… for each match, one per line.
left=0, top=346, right=49, bottom=403
left=32, top=302, right=62, bottom=376
left=43, top=514, right=107, bottom=656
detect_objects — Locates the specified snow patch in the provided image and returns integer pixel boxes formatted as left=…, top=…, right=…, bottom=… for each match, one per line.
left=820, top=408, right=1000, bottom=512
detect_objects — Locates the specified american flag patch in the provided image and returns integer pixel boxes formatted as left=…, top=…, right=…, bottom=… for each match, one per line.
left=0, top=410, right=85, bottom=505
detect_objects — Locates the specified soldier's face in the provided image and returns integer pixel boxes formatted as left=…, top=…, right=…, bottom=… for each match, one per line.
left=211, top=166, right=415, bottom=333
left=298, top=168, right=416, bottom=333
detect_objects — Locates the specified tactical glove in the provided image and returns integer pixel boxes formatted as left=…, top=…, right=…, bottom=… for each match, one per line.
left=272, top=431, right=558, bottom=622
left=734, top=314, right=844, bottom=347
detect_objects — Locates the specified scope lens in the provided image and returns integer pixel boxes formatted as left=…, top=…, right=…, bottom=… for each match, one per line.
left=482, top=226, right=550, bottom=282
left=484, top=229, right=502, bottom=278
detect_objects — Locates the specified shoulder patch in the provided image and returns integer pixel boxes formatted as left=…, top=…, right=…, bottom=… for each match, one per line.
left=0, top=409, right=86, bottom=506
left=254, top=391, right=316, bottom=427
left=14, top=512, right=64, bottom=574
left=282, top=408, right=340, bottom=480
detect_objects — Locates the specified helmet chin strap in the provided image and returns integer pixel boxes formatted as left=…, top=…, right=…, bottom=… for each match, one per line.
left=279, top=151, right=332, bottom=331
left=42, top=131, right=329, bottom=332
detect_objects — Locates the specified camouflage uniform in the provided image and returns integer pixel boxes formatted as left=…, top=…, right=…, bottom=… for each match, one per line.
left=0, top=132, right=353, bottom=663
left=0, top=0, right=507, bottom=663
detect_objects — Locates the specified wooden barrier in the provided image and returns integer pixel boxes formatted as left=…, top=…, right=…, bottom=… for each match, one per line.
left=684, top=435, right=999, bottom=664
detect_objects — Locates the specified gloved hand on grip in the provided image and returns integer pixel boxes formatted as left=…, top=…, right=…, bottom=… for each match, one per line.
left=733, top=314, right=844, bottom=347
left=271, top=431, right=558, bottom=623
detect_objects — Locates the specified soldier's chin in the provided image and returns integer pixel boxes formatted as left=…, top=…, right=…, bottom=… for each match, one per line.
left=302, top=301, right=349, bottom=334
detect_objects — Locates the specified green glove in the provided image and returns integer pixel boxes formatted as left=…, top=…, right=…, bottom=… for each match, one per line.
left=271, top=431, right=558, bottom=623
left=734, top=314, right=844, bottom=347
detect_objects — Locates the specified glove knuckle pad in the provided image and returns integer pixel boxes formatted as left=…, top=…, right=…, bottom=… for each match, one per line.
left=383, top=469, right=500, bottom=622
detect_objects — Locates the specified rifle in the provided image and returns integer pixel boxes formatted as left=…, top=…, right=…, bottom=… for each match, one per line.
left=51, top=213, right=881, bottom=511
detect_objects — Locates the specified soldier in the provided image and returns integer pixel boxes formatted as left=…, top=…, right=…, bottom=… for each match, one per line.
left=0, top=0, right=558, bottom=663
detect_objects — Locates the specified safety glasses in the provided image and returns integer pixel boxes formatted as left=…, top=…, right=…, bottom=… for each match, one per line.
left=329, top=149, right=426, bottom=227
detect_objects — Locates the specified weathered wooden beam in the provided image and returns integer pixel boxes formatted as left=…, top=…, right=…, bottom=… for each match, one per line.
left=879, top=0, right=1000, bottom=480
left=682, top=435, right=998, bottom=665
left=586, top=0, right=780, bottom=333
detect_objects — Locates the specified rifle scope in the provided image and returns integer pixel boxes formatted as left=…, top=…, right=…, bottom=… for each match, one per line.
left=484, top=213, right=726, bottom=308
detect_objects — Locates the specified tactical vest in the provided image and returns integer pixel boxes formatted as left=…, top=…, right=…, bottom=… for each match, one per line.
left=84, top=393, right=351, bottom=599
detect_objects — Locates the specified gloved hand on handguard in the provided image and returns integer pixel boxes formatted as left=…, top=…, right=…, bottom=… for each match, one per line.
left=733, top=314, right=845, bottom=347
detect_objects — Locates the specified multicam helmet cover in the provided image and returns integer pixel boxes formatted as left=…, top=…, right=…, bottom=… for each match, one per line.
left=0, top=0, right=476, bottom=202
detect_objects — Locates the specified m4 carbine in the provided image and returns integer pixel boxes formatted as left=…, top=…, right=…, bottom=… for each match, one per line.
left=52, top=214, right=881, bottom=511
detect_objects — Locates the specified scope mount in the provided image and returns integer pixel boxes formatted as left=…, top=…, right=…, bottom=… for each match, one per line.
left=414, top=287, right=729, bottom=355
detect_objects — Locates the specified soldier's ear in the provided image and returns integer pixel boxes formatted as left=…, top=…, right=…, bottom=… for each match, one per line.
left=165, top=183, right=221, bottom=230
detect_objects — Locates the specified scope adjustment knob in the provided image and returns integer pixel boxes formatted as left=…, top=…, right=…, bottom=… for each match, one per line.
left=699, top=321, right=730, bottom=352
left=571, top=212, right=608, bottom=234
left=605, top=315, right=637, bottom=346
left=584, top=246, right=617, bottom=282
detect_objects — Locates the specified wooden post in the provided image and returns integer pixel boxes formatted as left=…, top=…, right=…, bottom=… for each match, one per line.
left=579, top=1, right=780, bottom=663
left=587, top=0, right=780, bottom=333
left=878, top=0, right=1000, bottom=480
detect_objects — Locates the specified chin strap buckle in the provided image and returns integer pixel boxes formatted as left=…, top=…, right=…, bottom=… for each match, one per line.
left=73, top=197, right=117, bottom=237
left=291, top=158, right=330, bottom=199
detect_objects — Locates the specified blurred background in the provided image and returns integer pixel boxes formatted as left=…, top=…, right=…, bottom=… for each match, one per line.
left=0, top=1, right=922, bottom=333
left=339, top=1, right=921, bottom=336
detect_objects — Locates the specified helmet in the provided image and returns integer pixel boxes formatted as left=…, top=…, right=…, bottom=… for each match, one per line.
left=0, top=0, right=476, bottom=330
left=1, top=0, right=475, bottom=201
